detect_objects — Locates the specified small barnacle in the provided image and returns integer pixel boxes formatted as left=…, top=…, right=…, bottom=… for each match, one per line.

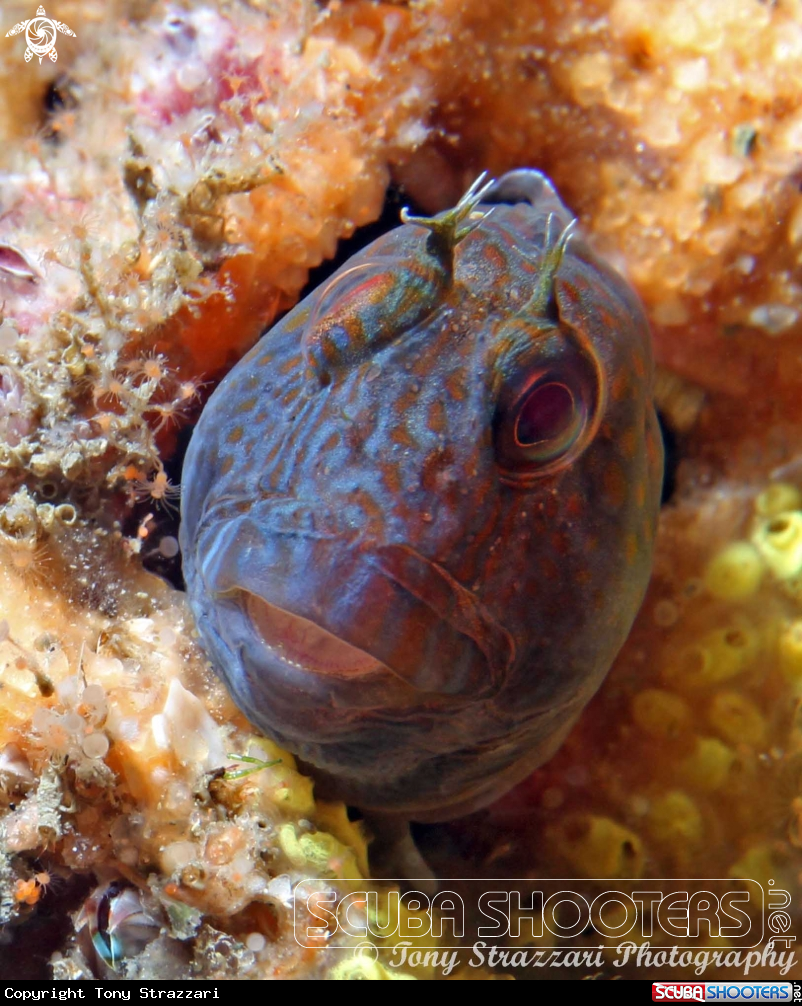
left=704, top=541, right=764, bottom=600
left=146, top=400, right=185, bottom=431
left=679, top=736, right=737, bottom=792
left=663, top=620, right=759, bottom=690
left=547, top=813, right=644, bottom=879
left=146, top=378, right=206, bottom=431
left=33, top=869, right=54, bottom=893
left=752, top=511, right=802, bottom=579
left=90, top=366, right=135, bottom=408
left=130, top=468, right=181, bottom=512
left=124, top=353, right=172, bottom=385
left=54, top=503, right=77, bottom=526
left=0, top=532, right=52, bottom=588
left=755, top=483, right=802, bottom=519
left=646, top=790, right=703, bottom=846
left=111, top=268, right=144, bottom=311
left=144, top=198, right=184, bottom=244
left=708, top=691, right=767, bottom=748
left=31, top=707, right=72, bottom=758
left=70, top=209, right=104, bottom=246
left=631, top=688, right=691, bottom=739
left=176, top=378, right=206, bottom=404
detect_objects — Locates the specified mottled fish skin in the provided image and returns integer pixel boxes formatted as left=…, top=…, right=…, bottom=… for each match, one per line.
left=180, top=169, right=663, bottom=820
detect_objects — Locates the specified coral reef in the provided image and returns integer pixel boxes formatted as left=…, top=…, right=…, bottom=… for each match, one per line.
left=458, top=471, right=802, bottom=900
left=399, top=0, right=802, bottom=409
left=0, top=0, right=801, bottom=982
left=0, top=0, right=444, bottom=502
left=0, top=485, right=441, bottom=979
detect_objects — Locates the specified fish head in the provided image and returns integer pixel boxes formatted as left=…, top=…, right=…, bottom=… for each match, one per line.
left=180, top=169, right=663, bottom=817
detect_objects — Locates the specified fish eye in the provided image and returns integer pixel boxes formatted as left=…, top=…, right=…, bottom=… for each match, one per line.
left=514, top=380, right=581, bottom=456
left=494, top=345, right=601, bottom=483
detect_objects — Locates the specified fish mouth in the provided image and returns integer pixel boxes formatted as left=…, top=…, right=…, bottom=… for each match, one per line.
left=244, top=593, right=389, bottom=679
left=239, top=541, right=516, bottom=699
left=195, top=512, right=515, bottom=698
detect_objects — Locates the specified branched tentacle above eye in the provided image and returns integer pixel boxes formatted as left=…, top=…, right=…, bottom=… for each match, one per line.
left=526, top=215, right=577, bottom=321
left=401, top=171, right=496, bottom=266
left=302, top=175, right=499, bottom=385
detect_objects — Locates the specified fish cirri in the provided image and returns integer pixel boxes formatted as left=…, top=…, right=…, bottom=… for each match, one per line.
left=179, top=169, right=663, bottom=820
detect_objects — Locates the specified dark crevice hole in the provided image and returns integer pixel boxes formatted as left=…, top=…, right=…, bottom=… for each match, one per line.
left=130, top=423, right=192, bottom=591
left=293, top=183, right=427, bottom=307
left=657, top=410, right=679, bottom=505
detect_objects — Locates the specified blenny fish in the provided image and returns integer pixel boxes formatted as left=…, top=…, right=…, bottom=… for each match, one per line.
left=180, top=169, right=663, bottom=820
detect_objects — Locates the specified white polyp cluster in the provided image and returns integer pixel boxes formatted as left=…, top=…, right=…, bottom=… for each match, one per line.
left=31, top=675, right=110, bottom=773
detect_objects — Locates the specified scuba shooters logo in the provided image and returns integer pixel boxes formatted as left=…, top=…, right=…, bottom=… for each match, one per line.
left=292, top=878, right=799, bottom=977
left=4, top=5, right=76, bottom=63
left=654, top=987, right=708, bottom=1002
left=652, top=984, right=798, bottom=1001
left=767, top=880, right=795, bottom=949
left=295, top=879, right=765, bottom=947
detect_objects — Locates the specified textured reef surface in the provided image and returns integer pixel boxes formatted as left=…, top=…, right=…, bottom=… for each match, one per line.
left=0, top=0, right=801, bottom=981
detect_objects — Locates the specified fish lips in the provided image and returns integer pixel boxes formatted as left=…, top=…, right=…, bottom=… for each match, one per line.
left=191, top=513, right=516, bottom=728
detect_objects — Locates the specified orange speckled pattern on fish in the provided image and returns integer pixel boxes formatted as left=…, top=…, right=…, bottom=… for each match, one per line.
left=179, top=169, right=663, bottom=819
